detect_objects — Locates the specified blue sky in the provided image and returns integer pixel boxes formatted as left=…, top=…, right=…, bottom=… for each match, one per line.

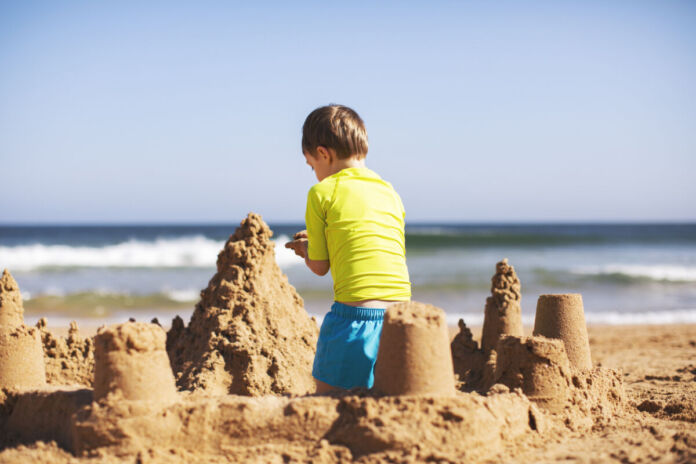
left=1, top=1, right=694, bottom=223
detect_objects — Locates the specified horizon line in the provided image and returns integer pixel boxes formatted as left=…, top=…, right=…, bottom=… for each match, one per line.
left=1, top=219, right=695, bottom=227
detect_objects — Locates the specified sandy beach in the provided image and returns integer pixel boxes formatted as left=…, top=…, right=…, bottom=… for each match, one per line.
left=0, top=215, right=694, bottom=463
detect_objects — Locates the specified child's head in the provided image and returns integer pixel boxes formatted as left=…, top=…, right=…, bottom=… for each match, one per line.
left=302, top=105, right=368, bottom=160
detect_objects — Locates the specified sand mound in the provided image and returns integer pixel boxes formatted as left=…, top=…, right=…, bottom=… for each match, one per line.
left=37, top=319, right=94, bottom=387
left=94, top=322, right=177, bottom=402
left=166, top=213, right=319, bottom=395
left=374, top=302, right=455, bottom=396
left=481, top=259, right=523, bottom=354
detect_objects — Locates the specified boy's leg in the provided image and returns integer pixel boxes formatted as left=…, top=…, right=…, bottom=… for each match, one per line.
left=315, top=378, right=341, bottom=394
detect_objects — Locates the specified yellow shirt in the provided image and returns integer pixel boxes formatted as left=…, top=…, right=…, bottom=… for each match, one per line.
left=305, top=167, right=411, bottom=302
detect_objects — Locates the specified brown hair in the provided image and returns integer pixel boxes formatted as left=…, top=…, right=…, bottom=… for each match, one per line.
left=302, top=105, right=368, bottom=159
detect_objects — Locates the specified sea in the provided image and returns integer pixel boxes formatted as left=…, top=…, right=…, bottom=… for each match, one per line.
left=1, top=223, right=695, bottom=328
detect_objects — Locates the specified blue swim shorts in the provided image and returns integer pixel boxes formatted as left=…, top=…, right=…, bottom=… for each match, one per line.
left=312, top=302, right=385, bottom=389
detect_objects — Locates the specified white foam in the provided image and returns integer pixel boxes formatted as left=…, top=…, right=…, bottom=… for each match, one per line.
left=273, top=235, right=304, bottom=268
left=572, top=264, right=696, bottom=282
left=444, top=309, right=696, bottom=326
left=0, top=235, right=302, bottom=271
left=164, top=289, right=200, bottom=302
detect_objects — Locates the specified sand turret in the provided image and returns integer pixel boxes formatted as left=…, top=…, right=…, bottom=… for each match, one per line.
left=94, top=322, right=177, bottom=402
left=0, top=269, right=46, bottom=389
left=373, top=302, right=456, bottom=396
left=487, top=335, right=572, bottom=412
left=480, top=259, right=523, bottom=354
left=0, top=269, right=24, bottom=329
left=166, top=213, right=319, bottom=395
left=533, top=294, right=592, bottom=371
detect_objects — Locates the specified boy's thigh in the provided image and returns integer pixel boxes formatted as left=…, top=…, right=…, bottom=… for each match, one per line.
left=313, top=313, right=383, bottom=389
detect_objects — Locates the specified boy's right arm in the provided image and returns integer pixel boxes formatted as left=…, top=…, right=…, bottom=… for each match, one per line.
left=285, top=231, right=330, bottom=276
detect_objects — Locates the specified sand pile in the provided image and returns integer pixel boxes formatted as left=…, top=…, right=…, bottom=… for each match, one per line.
left=37, top=319, right=94, bottom=387
left=0, top=270, right=46, bottom=390
left=480, top=258, right=523, bottom=353
left=167, top=213, right=319, bottom=395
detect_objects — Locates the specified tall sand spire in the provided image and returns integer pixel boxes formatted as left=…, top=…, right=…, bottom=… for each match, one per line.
left=167, top=213, right=319, bottom=395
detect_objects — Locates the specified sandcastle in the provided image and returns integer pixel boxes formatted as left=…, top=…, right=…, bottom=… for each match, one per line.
left=166, top=213, right=319, bottom=395
left=0, top=236, right=630, bottom=462
left=533, top=294, right=592, bottom=371
left=93, top=322, right=177, bottom=402
left=0, top=269, right=46, bottom=390
left=373, top=301, right=456, bottom=396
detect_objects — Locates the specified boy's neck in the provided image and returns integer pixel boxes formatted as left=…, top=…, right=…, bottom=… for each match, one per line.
left=328, top=156, right=366, bottom=177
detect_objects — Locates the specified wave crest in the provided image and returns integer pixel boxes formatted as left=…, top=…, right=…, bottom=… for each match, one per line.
left=571, top=264, right=696, bottom=283
left=0, top=235, right=300, bottom=271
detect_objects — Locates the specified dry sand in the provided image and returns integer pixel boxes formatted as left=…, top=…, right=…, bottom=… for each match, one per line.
left=0, top=218, right=694, bottom=463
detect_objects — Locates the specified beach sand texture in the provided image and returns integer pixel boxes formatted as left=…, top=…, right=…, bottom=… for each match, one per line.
left=0, top=215, right=693, bottom=463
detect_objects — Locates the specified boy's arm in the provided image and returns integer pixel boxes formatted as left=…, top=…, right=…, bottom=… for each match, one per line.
left=306, top=255, right=330, bottom=276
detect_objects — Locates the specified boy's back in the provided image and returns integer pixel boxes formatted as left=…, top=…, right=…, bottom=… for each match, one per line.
left=306, top=166, right=411, bottom=303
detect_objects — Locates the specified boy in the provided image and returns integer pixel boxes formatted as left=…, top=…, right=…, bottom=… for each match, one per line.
left=285, top=104, right=411, bottom=393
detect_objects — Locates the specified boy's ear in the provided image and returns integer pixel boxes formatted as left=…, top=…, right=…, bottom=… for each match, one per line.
left=316, top=146, right=334, bottom=163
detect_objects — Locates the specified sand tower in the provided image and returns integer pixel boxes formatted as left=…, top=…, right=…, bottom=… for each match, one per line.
left=533, top=294, right=592, bottom=371
left=94, top=322, right=177, bottom=402
left=488, top=335, right=572, bottom=412
left=373, top=302, right=456, bottom=396
left=0, top=269, right=46, bottom=389
left=166, top=213, right=319, bottom=395
left=480, top=259, right=523, bottom=354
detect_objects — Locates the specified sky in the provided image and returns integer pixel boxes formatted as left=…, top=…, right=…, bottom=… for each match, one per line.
left=1, top=1, right=695, bottom=223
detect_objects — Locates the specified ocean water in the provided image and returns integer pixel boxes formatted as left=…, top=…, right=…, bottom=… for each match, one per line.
left=1, top=223, right=695, bottom=327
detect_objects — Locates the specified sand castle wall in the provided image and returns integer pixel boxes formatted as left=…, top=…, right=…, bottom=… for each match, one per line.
left=94, top=322, right=177, bottom=402
left=5, top=387, right=92, bottom=449
left=534, top=294, right=592, bottom=371
left=37, top=319, right=94, bottom=387
left=480, top=259, right=523, bottom=354
left=373, top=301, right=455, bottom=396
left=166, top=213, right=318, bottom=396
left=68, top=391, right=538, bottom=460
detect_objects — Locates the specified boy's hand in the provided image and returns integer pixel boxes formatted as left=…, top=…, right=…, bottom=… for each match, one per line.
left=285, top=230, right=308, bottom=259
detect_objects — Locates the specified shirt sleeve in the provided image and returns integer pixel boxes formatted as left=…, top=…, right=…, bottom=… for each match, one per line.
left=305, top=187, right=329, bottom=261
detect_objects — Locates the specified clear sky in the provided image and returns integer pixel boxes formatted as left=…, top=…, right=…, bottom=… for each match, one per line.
left=1, top=1, right=694, bottom=223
